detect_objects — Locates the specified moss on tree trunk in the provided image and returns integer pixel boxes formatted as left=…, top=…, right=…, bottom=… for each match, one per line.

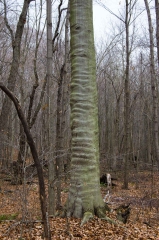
left=65, top=0, right=106, bottom=224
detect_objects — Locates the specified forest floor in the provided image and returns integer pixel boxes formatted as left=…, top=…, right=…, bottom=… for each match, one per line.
left=0, top=170, right=159, bottom=239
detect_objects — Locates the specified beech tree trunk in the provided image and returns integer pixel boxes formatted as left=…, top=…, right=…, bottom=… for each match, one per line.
left=65, top=0, right=106, bottom=225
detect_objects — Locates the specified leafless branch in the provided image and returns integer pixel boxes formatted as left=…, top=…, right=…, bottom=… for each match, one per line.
left=3, top=0, right=14, bottom=43
left=52, top=0, right=67, bottom=51
left=0, top=82, right=50, bottom=240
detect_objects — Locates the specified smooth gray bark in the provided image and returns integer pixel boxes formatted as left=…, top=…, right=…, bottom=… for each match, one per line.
left=65, top=0, right=106, bottom=224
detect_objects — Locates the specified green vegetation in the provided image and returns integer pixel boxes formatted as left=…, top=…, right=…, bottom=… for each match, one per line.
left=0, top=213, right=18, bottom=222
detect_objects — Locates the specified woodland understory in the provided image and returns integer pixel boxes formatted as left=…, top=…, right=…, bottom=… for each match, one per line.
left=1, top=0, right=159, bottom=239
left=0, top=169, right=159, bottom=240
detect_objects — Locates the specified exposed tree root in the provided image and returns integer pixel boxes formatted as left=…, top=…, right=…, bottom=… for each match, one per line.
left=80, top=203, right=128, bottom=228
left=81, top=212, right=93, bottom=226
left=78, top=203, right=112, bottom=226
left=96, top=204, right=110, bottom=218
left=81, top=210, right=124, bottom=227
left=60, top=200, right=124, bottom=228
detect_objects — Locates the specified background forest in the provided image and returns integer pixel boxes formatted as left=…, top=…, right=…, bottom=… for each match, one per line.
left=0, top=0, right=159, bottom=239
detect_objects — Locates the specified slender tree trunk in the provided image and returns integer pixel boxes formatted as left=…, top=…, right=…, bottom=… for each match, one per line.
left=62, top=2, right=71, bottom=179
left=123, top=0, right=131, bottom=189
left=16, top=124, right=26, bottom=184
left=0, top=83, right=51, bottom=240
left=113, top=97, right=121, bottom=170
left=56, top=64, right=64, bottom=209
left=16, top=1, right=47, bottom=184
left=47, top=0, right=56, bottom=216
left=16, top=66, right=46, bottom=184
left=155, top=0, right=159, bottom=67
left=49, top=0, right=68, bottom=211
left=0, top=0, right=33, bottom=159
left=144, top=0, right=159, bottom=169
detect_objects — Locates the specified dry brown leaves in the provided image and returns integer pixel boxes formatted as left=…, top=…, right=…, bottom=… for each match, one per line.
left=0, top=171, right=159, bottom=239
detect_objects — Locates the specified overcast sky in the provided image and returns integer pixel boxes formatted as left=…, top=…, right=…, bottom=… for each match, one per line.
left=5, top=0, right=156, bottom=42
left=93, top=0, right=155, bottom=41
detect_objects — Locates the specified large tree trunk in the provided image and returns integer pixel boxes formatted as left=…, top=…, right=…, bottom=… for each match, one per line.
left=65, top=0, right=106, bottom=225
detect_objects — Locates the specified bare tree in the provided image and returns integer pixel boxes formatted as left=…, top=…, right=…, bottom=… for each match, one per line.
left=144, top=0, right=159, bottom=169
left=0, top=0, right=34, bottom=160
left=15, top=2, right=47, bottom=184
left=155, top=0, right=159, bottom=67
left=0, top=82, right=51, bottom=240
left=123, top=0, right=131, bottom=189
left=46, top=0, right=56, bottom=216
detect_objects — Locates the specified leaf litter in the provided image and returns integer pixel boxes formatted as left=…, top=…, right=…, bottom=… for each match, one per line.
left=0, top=171, right=159, bottom=239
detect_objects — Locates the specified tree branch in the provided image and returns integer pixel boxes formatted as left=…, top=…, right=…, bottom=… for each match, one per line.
left=52, top=0, right=67, bottom=51
left=0, top=82, right=51, bottom=240
left=30, top=78, right=47, bottom=128
left=3, top=0, right=14, bottom=43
